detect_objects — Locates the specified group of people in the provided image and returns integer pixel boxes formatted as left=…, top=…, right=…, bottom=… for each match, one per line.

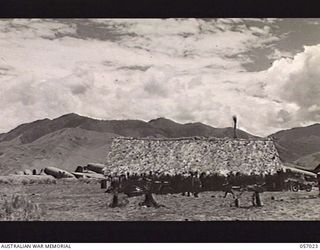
left=104, top=171, right=203, bottom=197
left=102, top=170, right=279, bottom=208
left=100, top=163, right=320, bottom=211
left=102, top=168, right=320, bottom=208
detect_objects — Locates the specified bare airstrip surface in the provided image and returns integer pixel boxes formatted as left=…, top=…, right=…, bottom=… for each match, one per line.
left=1, top=181, right=319, bottom=221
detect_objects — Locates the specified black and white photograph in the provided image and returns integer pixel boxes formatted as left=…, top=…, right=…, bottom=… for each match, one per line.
left=0, top=18, right=319, bottom=223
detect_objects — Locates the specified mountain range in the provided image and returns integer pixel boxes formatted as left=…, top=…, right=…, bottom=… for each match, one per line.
left=268, top=123, right=320, bottom=171
left=0, top=113, right=319, bottom=174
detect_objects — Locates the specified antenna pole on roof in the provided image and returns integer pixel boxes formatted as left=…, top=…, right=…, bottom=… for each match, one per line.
left=232, top=115, right=237, bottom=139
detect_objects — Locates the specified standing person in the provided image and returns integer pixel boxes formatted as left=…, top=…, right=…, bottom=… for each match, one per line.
left=181, top=172, right=189, bottom=196
left=172, top=174, right=179, bottom=194
left=276, top=169, right=285, bottom=191
left=223, top=173, right=235, bottom=199
left=192, top=172, right=202, bottom=197
left=199, top=172, right=207, bottom=191
left=234, top=171, right=243, bottom=188
left=317, top=172, right=320, bottom=196
left=108, top=173, right=121, bottom=208
left=119, top=172, right=126, bottom=188
left=222, top=173, right=240, bottom=207
left=148, top=171, right=153, bottom=179
left=186, top=172, right=193, bottom=197
left=251, top=184, right=263, bottom=207
left=265, top=171, right=272, bottom=191
left=223, top=180, right=235, bottom=199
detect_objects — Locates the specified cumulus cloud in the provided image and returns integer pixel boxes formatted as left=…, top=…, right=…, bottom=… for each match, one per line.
left=87, top=18, right=280, bottom=66
left=267, top=48, right=294, bottom=60
left=0, top=67, right=96, bottom=131
left=265, top=44, right=320, bottom=127
left=0, top=19, right=76, bottom=40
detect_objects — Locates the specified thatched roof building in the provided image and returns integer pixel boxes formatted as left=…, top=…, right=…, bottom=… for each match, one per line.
left=105, top=137, right=282, bottom=175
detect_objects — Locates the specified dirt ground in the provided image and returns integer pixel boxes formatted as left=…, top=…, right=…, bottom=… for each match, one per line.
left=1, top=180, right=320, bottom=221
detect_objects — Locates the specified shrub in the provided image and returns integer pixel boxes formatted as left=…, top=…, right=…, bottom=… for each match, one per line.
left=0, top=194, right=44, bottom=221
left=0, top=175, right=56, bottom=185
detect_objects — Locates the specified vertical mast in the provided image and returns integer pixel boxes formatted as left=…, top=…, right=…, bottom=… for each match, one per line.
left=233, top=115, right=237, bottom=139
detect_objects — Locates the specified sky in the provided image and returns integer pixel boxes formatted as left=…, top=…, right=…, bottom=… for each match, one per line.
left=0, top=18, right=320, bottom=136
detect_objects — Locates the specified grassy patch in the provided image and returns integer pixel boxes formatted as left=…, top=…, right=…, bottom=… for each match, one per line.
left=0, top=194, right=44, bottom=221
left=0, top=175, right=56, bottom=185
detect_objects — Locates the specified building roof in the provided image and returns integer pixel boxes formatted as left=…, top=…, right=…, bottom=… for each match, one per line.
left=105, top=137, right=282, bottom=175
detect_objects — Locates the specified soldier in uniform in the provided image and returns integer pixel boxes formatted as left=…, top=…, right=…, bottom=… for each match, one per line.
left=251, top=183, right=264, bottom=207
left=223, top=172, right=235, bottom=199
left=108, top=173, right=121, bottom=208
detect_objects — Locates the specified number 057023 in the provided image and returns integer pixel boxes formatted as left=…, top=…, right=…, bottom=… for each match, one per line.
left=300, top=244, right=318, bottom=248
